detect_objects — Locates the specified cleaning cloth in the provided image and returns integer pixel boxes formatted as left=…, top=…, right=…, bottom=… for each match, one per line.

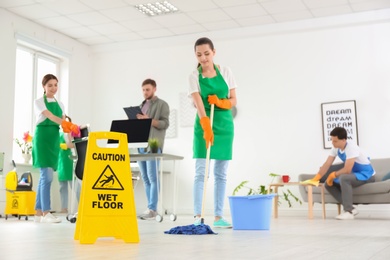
left=71, top=125, right=81, bottom=138
left=300, top=179, right=320, bottom=187
left=164, top=224, right=217, bottom=235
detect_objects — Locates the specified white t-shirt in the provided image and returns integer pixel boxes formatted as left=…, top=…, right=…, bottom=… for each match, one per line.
left=330, top=141, right=371, bottom=165
left=188, top=66, right=237, bottom=97
left=34, top=96, right=65, bottom=125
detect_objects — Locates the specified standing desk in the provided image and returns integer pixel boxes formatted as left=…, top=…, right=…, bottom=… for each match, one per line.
left=129, top=153, right=184, bottom=221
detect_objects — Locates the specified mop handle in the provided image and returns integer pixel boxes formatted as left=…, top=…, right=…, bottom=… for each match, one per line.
left=200, top=104, right=214, bottom=223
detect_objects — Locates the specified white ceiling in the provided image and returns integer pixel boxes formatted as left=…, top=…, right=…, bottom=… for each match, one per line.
left=1, top=0, right=390, bottom=47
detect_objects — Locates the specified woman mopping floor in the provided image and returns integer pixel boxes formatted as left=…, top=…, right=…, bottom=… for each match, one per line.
left=165, top=37, right=238, bottom=235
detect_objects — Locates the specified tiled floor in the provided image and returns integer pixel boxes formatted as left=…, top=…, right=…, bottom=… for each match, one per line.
left=1, top=210, right=390, bottom=260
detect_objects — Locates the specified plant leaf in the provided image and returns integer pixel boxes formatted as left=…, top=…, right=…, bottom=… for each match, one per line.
left=233, top=180, right=248, bottom=195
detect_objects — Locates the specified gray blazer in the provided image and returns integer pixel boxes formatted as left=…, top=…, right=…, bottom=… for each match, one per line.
left=140, top=96, right=169, bottom=151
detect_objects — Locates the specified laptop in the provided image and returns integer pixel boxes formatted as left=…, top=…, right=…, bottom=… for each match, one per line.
left=107, top=119, right=151, bottom=148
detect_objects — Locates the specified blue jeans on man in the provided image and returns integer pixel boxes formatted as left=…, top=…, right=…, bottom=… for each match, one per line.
left=138, top=148, right=161, bottom=212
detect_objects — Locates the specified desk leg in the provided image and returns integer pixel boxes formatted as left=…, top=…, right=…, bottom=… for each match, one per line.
left=321, top=185, right=326, bottom=219
left=273, top=186, right=279, bottom=218
left=172, top=161, right=177, bottom=216
left=158, top=158, right=163, bottom=216
left=307, top=185, right=313, bottom=219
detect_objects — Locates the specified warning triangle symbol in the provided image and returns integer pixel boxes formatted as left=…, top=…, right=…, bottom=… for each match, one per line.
left=92, top=165, right=124, bottom=190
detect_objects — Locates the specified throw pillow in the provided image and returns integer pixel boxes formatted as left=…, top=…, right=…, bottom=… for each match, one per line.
left=382, top=172, right=390, bottom=181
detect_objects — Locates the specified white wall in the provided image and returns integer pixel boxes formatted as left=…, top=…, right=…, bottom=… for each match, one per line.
left=1, top=7, right=390, bottom=215
left=89, top=10, right=390, bottom=215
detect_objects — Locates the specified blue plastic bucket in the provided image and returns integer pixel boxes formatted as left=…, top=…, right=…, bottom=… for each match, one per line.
left=228, top=194, right=275, bottom=230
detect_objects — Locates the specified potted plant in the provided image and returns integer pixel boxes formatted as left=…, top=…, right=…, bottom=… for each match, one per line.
left=233, top=173, right=302, bottom=208
left=148, top=138, right=160, bottom=153
left=229, top=173, right=302, bottom=230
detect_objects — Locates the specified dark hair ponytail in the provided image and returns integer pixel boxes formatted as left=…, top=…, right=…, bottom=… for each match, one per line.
left=42, top=74, right=58, bottom=94
left=194, top=37, right=214, bottom=51
left=194, top=37, right=215, bottom=68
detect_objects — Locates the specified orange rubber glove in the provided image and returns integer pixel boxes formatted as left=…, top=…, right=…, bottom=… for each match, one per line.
left=208, top=95, right=232, bottom=109
left=200, top=117, right=214, bottom=149
left=61, top=120, right=80, bottom=136
left=326, top=172, right=337, bottom=186
left=312, top=173, right=321, bottom=181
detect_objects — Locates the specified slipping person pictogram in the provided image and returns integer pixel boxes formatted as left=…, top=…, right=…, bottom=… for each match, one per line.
left=99, top=174, right=115, bottom=188
left=92, top=165, right=124, bottom=191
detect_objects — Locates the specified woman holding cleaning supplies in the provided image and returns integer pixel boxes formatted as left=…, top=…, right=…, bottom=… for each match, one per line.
left=32, top=74, right=79, bottom=223
left=58, top=116, right=81, bottom=214
left=189, top=37, right=238, bottom=228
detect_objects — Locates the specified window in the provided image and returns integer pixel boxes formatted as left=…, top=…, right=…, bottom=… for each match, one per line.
left=13, top=45, right=64, bottom=162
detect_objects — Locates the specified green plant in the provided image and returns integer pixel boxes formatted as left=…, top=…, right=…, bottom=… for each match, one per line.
left=148, top=138, right=160, bottom=152
left=232, top=173, right=302, bottom=208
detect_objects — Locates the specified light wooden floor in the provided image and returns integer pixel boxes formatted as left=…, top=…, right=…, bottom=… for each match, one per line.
left=1, top=210, right=390, bottom=260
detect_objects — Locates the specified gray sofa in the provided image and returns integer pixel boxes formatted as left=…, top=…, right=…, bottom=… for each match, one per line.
left=298, top=158, right=390, bottom=211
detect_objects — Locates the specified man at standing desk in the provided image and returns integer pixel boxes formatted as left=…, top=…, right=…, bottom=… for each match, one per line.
left=136, top=78, right=170, bottom=220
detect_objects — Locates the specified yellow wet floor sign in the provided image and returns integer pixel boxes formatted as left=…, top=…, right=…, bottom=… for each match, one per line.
left=74, top=131, right=139, bottom=244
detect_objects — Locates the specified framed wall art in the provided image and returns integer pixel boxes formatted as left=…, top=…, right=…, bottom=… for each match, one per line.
left=321, top=100, right=358, bottom=149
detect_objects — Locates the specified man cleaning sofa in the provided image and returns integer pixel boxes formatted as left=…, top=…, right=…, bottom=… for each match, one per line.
left=302, top=127, right=375, bottom=220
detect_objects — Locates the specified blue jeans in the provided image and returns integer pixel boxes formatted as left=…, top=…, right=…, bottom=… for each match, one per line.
left=194, top=159, right=229, bottom=217
left=138, top=148, right=161, bottom=211
left=35, top=167, right=53, bottom=212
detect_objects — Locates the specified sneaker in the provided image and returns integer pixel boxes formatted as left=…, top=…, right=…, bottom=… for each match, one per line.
left=213, top=218, right=232, bottom=228
left=335, top=211, right=354, bottom=220
left=140, top=210, right=157, bottom=220
left=41, top=213, right=62, bottom=223
left=351, top=207, right=359, bottom=216
left=137, top=209, right=150, bottom=218
left=194, top=216, right=202, bottom=226
left=34, top=216, right=42, bottom=223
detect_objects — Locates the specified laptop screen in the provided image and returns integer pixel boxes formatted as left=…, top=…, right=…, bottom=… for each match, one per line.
left=108, top=119, right=151, bottom=148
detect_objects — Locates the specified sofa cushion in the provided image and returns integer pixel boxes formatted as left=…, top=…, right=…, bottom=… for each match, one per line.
left=370, top=158, right=390, bottom=181
left=382, top=172, right=390, bottom=181
left=353, top=180, right=390, bottom=195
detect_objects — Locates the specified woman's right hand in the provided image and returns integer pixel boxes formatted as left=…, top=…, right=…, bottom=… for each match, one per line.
left=200, top=117, right=214, bottom=149
left=61, top=120, right=80, bottom=136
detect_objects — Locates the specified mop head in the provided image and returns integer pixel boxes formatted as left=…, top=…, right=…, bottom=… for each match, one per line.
left=164, top=224, right=217, bottom=235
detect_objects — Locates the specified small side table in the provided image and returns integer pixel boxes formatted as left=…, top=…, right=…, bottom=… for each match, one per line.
left=268, top=182, right=326, bottom=219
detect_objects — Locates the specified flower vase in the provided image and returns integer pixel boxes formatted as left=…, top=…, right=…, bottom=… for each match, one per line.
left=22, top=153, right=31, bottom=164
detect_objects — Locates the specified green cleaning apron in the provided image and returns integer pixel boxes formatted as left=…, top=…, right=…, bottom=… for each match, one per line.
left=193, top=65, right=234, bottom=160
left=57, top=132, right=73, bottom=181
left=32, top=95, right=62, bottom=170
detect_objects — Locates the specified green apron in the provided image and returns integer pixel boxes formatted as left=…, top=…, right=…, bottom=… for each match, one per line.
left=57, top=132, right=73, bottom=181
left=193, top=65, right=234, bottom=160
left=32, top=95, right=62, bottom=170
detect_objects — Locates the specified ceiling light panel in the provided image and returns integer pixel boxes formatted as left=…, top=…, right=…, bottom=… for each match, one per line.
left=135, top=1, right=179, bottom=16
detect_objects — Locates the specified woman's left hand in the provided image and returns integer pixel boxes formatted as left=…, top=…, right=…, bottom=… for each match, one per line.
left=208, top=95, right=232, bottom=109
